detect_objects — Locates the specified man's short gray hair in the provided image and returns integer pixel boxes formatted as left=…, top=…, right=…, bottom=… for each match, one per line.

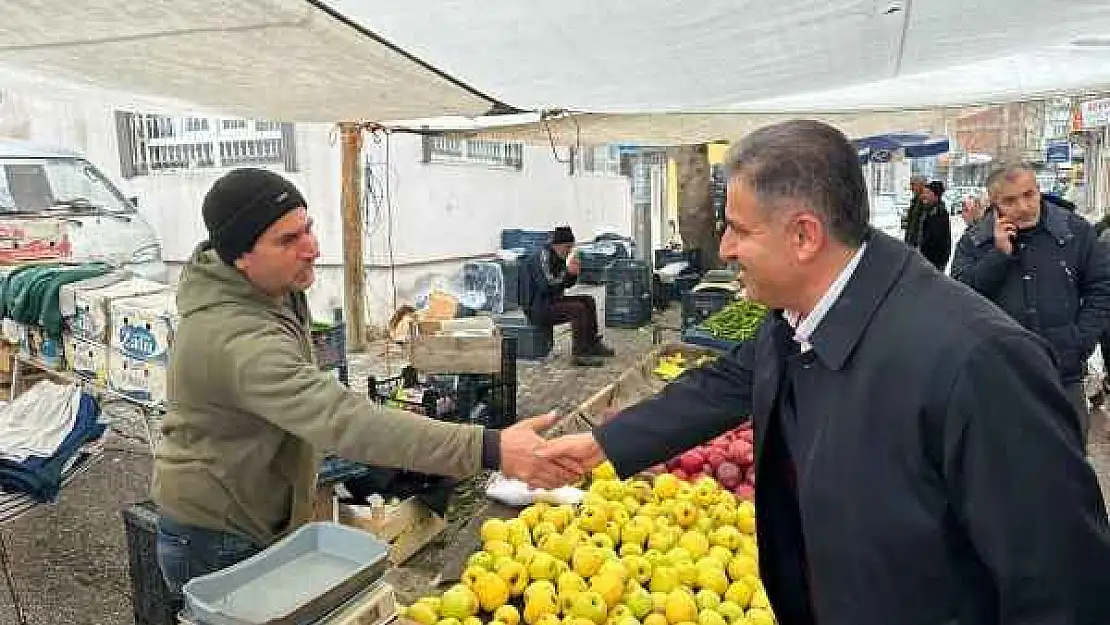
left=986, top=162, right=1037, bottom=192
left=725, top=120, right=870, bottom=247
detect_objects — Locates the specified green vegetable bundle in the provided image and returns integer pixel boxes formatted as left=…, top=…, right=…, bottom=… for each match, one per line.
left=702, top=298, right=769, bottom=341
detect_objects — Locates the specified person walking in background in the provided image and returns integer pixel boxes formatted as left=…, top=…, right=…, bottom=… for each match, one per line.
left=902, top=174, right=927, bottom=246
left=916, top=180, right=952, bottom=271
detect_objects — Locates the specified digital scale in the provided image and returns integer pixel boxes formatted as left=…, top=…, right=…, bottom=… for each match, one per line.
left=178, top=580, right=398, bottom=625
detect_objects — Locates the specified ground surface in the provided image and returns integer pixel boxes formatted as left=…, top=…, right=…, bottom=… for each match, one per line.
left=0, top=305, right=1107, bottom=624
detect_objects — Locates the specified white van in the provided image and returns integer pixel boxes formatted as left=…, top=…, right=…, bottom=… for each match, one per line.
left=0, top=139, right=166, bottom=281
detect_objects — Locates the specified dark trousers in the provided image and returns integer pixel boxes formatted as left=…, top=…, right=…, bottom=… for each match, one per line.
left=531, top=295, right=599, bottom=355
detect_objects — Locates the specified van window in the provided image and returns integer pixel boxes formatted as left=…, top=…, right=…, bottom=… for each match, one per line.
left=0, top=158, right=134, bottom=215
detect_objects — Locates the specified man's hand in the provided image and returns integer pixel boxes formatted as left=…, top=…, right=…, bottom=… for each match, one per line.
left=537, top=433, right=606, bottom=472
left=994, top=215, right=1017, bottom=255
left=499, top=413, right=587, bottom=489
left=566, top=254, right=581, bottom=276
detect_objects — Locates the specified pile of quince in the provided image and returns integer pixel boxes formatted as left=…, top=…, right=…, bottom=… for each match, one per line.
left=401, top=463, right=775, bottom=625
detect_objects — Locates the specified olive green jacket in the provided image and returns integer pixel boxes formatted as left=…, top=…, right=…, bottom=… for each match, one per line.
left=152, top=244, right=487, bottom=545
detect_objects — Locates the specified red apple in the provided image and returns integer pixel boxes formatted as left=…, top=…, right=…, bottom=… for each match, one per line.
left=679, top=449, right=706, bottom=474
left=666, top=457, right=682, bottom=471
left=706, top=449, right=727, bottom=470
left=716, top=461, right=741, bottom=489
left=737, top=429, right=754, bottom=443
left=734, top=484, right=755, bottom=500
left=672, top=468, right=689, bottom=481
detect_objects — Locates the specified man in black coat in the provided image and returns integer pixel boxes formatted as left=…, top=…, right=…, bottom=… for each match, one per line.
left=541, top=120, right=1110, bottom=625
left=951, top=164, right=1110, bottom=447
left=917, top=180, right=952, bottom=271
left=519, top=226, right=614, bottom=366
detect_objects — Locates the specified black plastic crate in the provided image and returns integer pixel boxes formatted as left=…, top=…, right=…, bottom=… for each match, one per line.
left=496, top=258, right=520, bottom=311
left=577, top=257, right=613, bottom=285
left=496, top=317, right=554, bottom=359
left=605, top=260, right=651, bottom=300
left=123, top=501, right=182, bottom=625
left=654, top=248, right=702, bottom=271
left=605, top=294, right=652, bottom=328
left=681, top=288, right=738, bottom=330
left=368, top=338, right=518, bottom=429
left=311, top=321, right=349, bottom=384
left=675, top=273, right=701, bottom=299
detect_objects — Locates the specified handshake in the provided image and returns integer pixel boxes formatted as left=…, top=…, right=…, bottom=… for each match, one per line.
left=495, top=412, right=609, bottom=489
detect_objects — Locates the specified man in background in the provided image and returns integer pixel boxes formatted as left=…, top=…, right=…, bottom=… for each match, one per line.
left=951, top=163, right=1110, bottom=448
left=520, top=226, right=614, bottom=366
left=902, top=174, right=927, bottom=246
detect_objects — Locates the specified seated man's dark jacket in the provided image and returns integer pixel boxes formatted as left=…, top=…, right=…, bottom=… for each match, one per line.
left=595, top=230, right=1110, bottom=625
left=520, top=245, right=577, bottom=321
left=950, top=197, right=1110, bottom=384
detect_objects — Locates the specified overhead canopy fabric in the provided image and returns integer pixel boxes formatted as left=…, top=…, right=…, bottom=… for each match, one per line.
left=392, top=109, right=961, bottom=148
left=0, top=0, right=502, bottom=122
left=854, top=133, right=950, bottom=162
left=1, top=1, right=1110, bottom=124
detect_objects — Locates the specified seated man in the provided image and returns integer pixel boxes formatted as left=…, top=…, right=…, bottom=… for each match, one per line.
left=520, top=226, right=614, bottom=366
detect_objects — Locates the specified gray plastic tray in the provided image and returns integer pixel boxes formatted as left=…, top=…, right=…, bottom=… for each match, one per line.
left=183, top=522, right=389, bottom=625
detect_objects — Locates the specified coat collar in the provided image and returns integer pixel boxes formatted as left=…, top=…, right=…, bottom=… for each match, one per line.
left=793, top=230, right=911, bottom=371
left=971, top=198, right=1074, bottom=246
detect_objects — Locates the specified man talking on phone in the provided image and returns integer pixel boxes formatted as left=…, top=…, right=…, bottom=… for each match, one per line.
left=951, top=163, right=1110, bottom=448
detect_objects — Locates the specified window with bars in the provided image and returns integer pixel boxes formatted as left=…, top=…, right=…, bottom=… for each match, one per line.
left=114, top=112, right=297, bottom=177
left=570, top=145, right=621, bottom=176
left=421, top=135, right=523, bottom=170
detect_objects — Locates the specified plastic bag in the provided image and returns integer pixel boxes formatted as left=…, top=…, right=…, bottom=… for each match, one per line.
left=484, top=473, right=585, bottom=507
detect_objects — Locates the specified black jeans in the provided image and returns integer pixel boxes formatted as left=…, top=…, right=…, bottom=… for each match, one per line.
left=156, top=515, right=264, bottom=597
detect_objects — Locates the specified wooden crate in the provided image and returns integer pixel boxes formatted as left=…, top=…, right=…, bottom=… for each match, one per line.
left=542, top=342, right=717, bottom=438
left=410, top=334, right=503, bottom=375
left=312, top=485, right=446, bottom=566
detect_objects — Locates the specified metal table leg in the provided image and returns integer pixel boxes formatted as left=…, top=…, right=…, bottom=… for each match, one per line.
left=0, top=529, right=29, bottom=625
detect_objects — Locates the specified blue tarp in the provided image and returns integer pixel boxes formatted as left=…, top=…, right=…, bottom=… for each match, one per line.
left=854, top=133, right=950, bottom=162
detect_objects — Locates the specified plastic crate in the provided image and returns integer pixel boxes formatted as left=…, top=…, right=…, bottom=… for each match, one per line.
left=368, top=338, right=518, bottom=429
left=682, top=326, right=744, bottom=353
left=495, top=258, right=520, bottom=311
left=605, top=260, right=652, bottom=300
left=496, top=316, right=555, bottom=359
left=311, top=321, right=349, bottom=384
left=675, top=273, right=701, bottom=299
left=605, top=295, right=652, bottom=328
left=681, top=288, right=738, bottom=330
left=123, top=500, right=183, bottom=625
left=654, top=248, right=702, bottom=271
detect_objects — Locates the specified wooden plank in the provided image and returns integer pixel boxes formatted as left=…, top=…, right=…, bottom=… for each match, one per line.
left=339, top=122, right=368, bottom=353
left=411, top=335, right=502, bottom=375
left=544, top=342, right=718, bottom=437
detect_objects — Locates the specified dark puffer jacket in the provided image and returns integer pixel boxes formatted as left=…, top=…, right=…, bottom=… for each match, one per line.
left=950, top=197, right=1110, bottom=383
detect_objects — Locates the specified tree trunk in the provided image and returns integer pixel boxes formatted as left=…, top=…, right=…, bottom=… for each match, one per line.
left=673, top=144, right=720, bottom=268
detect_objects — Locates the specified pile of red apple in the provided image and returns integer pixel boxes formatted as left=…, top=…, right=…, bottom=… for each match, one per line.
left=660, top=421, right=756, bottom=499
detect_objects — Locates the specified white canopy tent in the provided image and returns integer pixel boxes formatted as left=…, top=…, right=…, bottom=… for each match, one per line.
left=1, top=0, right=1110, bottom=129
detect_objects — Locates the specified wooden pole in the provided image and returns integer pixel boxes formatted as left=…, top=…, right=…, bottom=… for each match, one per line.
left=339, top=122, right=367, bottom=352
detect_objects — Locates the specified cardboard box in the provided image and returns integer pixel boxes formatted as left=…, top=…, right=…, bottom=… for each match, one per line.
left=109, top=291, right=178, bottom=361
left=65, top=334, right=108, bottom=384
left=66, top=277, right=168, bottom=343
left=108, top=348, right=168, bottom=405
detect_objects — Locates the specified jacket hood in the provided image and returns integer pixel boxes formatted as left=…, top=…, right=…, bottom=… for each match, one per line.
left=176, top=241, right=283, bottom=318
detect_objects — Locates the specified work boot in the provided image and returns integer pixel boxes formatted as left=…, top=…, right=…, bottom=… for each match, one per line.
left=573, top=355, right=605, bottom=367
left=590, top=341, right=616, bottom=357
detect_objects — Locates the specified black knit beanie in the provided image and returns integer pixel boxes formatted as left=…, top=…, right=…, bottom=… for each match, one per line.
left=551, top=226, right=575, bottom=245
left=202, top=168, right=306, bottom=265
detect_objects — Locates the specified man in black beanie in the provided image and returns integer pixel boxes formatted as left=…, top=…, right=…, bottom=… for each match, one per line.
left=520, top=225, right=615, bottom=366
left=152, top=168, right=585, bottom=599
